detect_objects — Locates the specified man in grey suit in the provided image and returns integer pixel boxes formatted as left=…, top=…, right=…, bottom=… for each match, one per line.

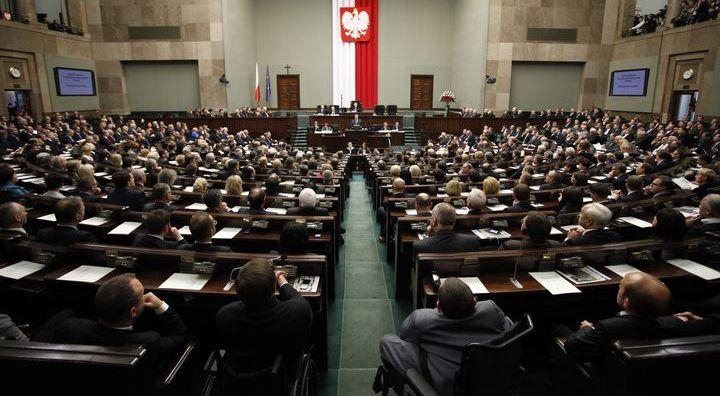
left=413, top=203, right=480, bottom=254
left=378, top=278, right=512, bottom=395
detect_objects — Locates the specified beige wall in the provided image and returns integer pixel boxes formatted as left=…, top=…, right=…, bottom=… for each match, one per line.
left=87, top=0, right=227, bottom=114
left=510, top=62, right=584, bottom=110
left=451, top=0, right=490, bottom=109
left=44, top=54, right=100, bottom=112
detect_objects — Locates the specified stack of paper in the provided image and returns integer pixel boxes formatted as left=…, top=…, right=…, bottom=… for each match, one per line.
left=80, top=217, right=111, bottom=226
left=667, top=259, right=720, bottom=280
left=266, top=207, right=287, bottom=215
left=178, top=225, right=192, bottom=236
left=405, top=209, right=418, bottom=216
left=582, top=197, right=593, bottom=203
left=0, top=261, right=46, bottom=280
left=58, top=265, right=114, bottom=283
left=605, top=264, right=642, bottom=277
left=673, top=177, right=698, bottom=191
left=530, top=185, right=540, bottom=191
left=617, top=216, right=653, bottom=228
left=159, top=273, right=210, bottom=291
left=529, top=271, right=581, bottom=295
left=37, top=213, right=56, bottom=222
left=471, top=229, right=512, bottom=240
left=499, top=189, right=514, bottom=194
left=185, top=203, right=208, bottom=210
left=560, top=225, right=585, bottom=232
left=487, top=204, right=509, bottom=212
left=279, top=192, right=296, bottom=198
left=212, top=227, right=243, bottom=239
left=676, top=206, right=700, bottom=218
left=455, top=208, right=470, bottom=215
left=417, top=233, right=428, bottom=240
left=108, top=221, right=142, bottom=235
left=441, top=277, right=489, bottom=294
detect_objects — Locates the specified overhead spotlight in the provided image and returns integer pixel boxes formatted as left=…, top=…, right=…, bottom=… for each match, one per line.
left=219, top=74, right=229, bottom=84
left=485, top=75, right=496, bottom=84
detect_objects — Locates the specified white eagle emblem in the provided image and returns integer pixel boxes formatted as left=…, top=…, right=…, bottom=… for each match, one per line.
left=341, top=8, right=370, bottom=39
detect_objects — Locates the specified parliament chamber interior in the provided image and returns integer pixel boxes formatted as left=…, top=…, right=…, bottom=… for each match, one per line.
left=1, top=0, right=720, bottom=395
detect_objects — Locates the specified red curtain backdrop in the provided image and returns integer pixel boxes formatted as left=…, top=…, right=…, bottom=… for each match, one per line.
left=354, top=0, right=378, bottom=108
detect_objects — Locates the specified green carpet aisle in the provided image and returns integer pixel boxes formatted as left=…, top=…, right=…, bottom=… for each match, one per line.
left=319, top=173, right=412, bottom=396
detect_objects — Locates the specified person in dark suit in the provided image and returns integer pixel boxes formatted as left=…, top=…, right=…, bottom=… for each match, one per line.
left=539, top=171, right=566, bottom=190
left=693, top=168, right=718, bottom=200
left=502, top=213, right=562, bottom=250
left=565, top=203, right=622, bottom=245
left=413, top=203, right=480, bottom=254
left=276, top=222, right=309, bottom=255
left=286, top=188, right=329, bottom=216
left=644, top=176, right=675, bottom=198
left=377, top=178, right=415, bottom=243
left=142, top=183, right=179, bottom=212
left=107, top=170, right=147, bottom=210
left=53, top=273, right=188, bottom=369
left=132, top=209, right=185, bottom=249
left=378, top=278, right=511, bottom=395
left=215, top=258, right=313, bottom=382
left=0, top=201, right=30, bottom=239
left=506, top=184, right=535, bottom=212
left=241, top=187, right=267, bottom=215
left=76, top=176, right=102, bottom=202
left=350, top=114, right=362, bottom=128
left=562, top=272, right=671, bottom=363
left=203, top=188, right=230, bottom=213
left=615, top=175, right=645, bottom=202
left=607, top=162, right=629, bottom=191
left=179, top=212, right=231, bottom=252
left=653, top=150, right=674, bottom=172
left=558, top=186, right=585, bottom=214
left=589, top=183, right=614, bottom=205
left=686, top=194, right=720, bottom=237
left=35, top=197, right=96, bottom=245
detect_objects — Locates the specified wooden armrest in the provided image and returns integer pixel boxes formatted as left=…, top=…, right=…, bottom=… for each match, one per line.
left=405, top=368, right=439, bottom=396
left=158, top=342, right=196, bottom=389
left=553, top=337, right=592, bottom=379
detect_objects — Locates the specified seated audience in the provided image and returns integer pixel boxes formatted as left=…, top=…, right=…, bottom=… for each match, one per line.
left=589, top=183, right=613, bottom=205
left=53, top=273, right=187, bottom=367
left=216, top=258, right=313, bottom=378
left=287, top=188, right=328, bottom=216
left=565, top=203, right=622, bottom=245
left=0, top=201, right=29, bottom=238
left=192, top=177, right=208, bottom=193
left=445, top=180, right=462, bottom=197
left=0, top=163, right=28, bottom=200
left=644, top=176, right=675, bottom=198
left=42, top=173, right=65, bottom=199
left=225, top=175, right=243, bottom=195
left=415, top=193, right=433, bottom=216
left=35, top=197, right=96, bottom=245
left=654, top=208, right=687, bottom=242
left=77, top=176, right=102, bottom=202
left=694, top=168, right=718, bottom=199
left=179, top=212, right=230, bottom=252
left=502, top=213, right=561, bottom=250
left=142, top=183, right=178, bottom=212
left=243, top=187, right=267, bottom=215
left=507, top=184, right=534, bottom=212
left=378, top=278, right=511, bottom=395
left=276, top=222, right=309, bottom=255
left=413, top=203, right=480, bottom=253
left=562, top=272, right=671, bottom=363
left=615, top=175, right=645, bottom=202
left=558, top=186, right=584, bottom=214
left=687, top=194, right=720, bottom=237
left=539, top=171, right=565, bottom=190
left=107, top=170, right=147, bottom=209
left=466, top=188, right=487, bottom=215
left=204, top=188, right=229, bottom=213
left=133, top=209, right=185, bottom=249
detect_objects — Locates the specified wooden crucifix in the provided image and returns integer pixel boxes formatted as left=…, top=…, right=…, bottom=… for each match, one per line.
left=284, top=64, right=291, bottom=74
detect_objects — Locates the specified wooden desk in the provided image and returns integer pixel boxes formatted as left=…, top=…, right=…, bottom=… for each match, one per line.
left=307, top=131, right=404, bottom=152
left=414, top=116, right=551, bottom=140
left=310, top=114, right=402, bottom=131
left=139, top=116, right=297, bottom=139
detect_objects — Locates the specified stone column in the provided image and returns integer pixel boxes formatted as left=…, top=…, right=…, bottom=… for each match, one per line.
left=664, top=0, right=682, bottom=28
left=619, top=0, right=637, bottom=38
left=14, top=0, right=40, bottom=25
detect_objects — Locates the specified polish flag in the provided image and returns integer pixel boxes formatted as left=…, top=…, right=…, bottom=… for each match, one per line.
left=254, top=63, right=261, bottom=104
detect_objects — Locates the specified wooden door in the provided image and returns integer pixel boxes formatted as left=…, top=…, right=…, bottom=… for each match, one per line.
left=277, top=74, right=300, bottom=109
left=410, top=75, right=433, bottom=110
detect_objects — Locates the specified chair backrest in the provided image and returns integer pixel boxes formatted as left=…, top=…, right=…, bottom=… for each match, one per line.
left=374, top=105, right=385, bottom=115
left=454, top=314, right=534, bottom=396
left=218, top=350, right=289, bottom=396
left=386, top=105, right=398, bottom=115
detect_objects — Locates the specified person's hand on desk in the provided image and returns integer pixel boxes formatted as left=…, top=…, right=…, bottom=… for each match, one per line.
left=674, top=311, right=703, bottom=322
left=685, top=215, right=701, bottom=228
left=168, top=226, right=183, bottom=241
left=567, top=228, right=585, bottom=240
left=579, top=320, right=595, bottom=330
left=275, top=270, right=288, bottom=288
left=219, top=202, right=229, bottom=212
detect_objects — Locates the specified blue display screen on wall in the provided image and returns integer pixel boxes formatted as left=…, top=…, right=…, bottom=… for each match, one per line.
left=54, top=67, right=97, bottom=96
left=609, top=68, right=649, bottom=96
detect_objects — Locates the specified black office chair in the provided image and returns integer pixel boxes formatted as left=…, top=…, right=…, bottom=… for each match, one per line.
left=405, top=314, right=534, bottom=396
left=374, top=105, right=385, bottom=115
left=201, top=349, right=316, bottom=396
left=350, top=101, right=362, bottom=111
left=386, top=105, right=398, bottom=115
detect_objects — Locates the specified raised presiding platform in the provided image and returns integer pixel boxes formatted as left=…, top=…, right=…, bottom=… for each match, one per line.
left=308, top=129, right=404, bottom=151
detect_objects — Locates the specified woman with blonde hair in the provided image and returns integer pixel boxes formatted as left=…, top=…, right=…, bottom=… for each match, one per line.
left=193, top=177, right=208, bottom=193
left=225, top=175, right=243, bottom=195
left=109, top=153, right=123, bottom=168
left=409, top=164, right=422, bottom=178
left=445, top=179, right=463, bottom=197
left=483, top=176, right=500, bottom=195
left=78, top=164, right=95, bottom=180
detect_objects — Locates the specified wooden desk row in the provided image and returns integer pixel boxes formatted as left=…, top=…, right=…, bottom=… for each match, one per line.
left=139, top=116, right=297, bottom=139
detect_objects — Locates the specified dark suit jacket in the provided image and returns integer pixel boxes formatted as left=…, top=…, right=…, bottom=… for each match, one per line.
left=133, top=234, right=185, bottom=249
left=687, top=220, right=720, bottom=238
left=564, top=314, right=666, bottom=363
left=286, top=207, right=329, bottom=216
left=502, top=238, right=562, bottom=250
left=216, top=284, right=313, bottom=374
left=539, top=182, right=565, bottom=191
left=142, top=202, right=179, bottom=212
left=506, top=200, right=535, bottom=213
left=566, top=228, right=622, bottom=246
left=35, top=225, right=96, bottom=246
left=53, top=307, right=187, bottom=369
left=107, top=187, right=148, bottom=209
left=619, top=190, right=644, bottom=202
left=77, top=191, right=101, bottom=202
left=658, top=313, right=720, bottom=337
left=413, top=230, right=480, bottom=254
left=178, top=242, right=231, bottom=252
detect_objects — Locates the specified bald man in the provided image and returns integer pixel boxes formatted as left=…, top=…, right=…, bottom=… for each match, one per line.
left=377, top=177, right=415, bottom=243
left=0, top=202, right=29, bottom=238
left=413, top=203, right=480, bottom=254
left=563, top=272, right=671, bottom=362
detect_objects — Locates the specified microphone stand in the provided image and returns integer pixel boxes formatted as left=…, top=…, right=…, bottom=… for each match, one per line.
left=510, top=254, right=523, bottom=289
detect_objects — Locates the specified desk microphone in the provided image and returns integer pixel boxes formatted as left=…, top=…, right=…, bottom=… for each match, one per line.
left=510, top=254, right=523, bottom=289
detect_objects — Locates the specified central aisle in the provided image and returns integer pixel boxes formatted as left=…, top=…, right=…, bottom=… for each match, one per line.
left=320, top=173, right=412, bottom=396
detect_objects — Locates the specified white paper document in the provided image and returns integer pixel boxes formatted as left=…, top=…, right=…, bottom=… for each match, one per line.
left=487, top=204, right=509, bottom=212
left=560, top=225, right=585, bottom=232
left=58, top=265, right=114, bottom=283
left=493, top=168, right=506, bottom=174
left=37, top=213, right=56, bottom=222
left=550, top=227, right=564, bottom=235
left=266, top=207, right=287, bottom=215
left=0, top=261, right=46, bottom=280
left=455, top=208, right=470, bottom=215
left=159, top=273, right=210, bottom=291
left=80, top=216, right=111, bottom=226
left=183, top=186, right=194, bottom=192
left=529, top=271, right=582, bottom=295
left=108, top=221, right=142, bottom=235
left=185, top=203, right=208, bottom=210
left=667, top=259, right=720, bottom=280
left=530, top=185, right=540, bottom=190
left=279, top=193, right=296, bottom=198
left=499, top=189, right=514, bottom=194
left=605, top=264, right=642, bottom=278
left=673, top=177, right=698, bottom=191
left=441, top=277, right=489, bottom=294
left=676, top=206, right=700, bottom=218
left=178, top=225, right=192, bottom=236
left=212, top=227, right=242, bottom=239
left=617, top=216, right=653, bottom=228
left=405, top=209, right=418, bottom=216
left=472, top=229, right=512, bottom=240
left=582, top=197, right=593, bottom=203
